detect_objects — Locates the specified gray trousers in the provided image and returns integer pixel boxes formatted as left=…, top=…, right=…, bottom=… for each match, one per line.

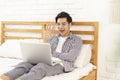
left=4, top=62, right=64, bottom=80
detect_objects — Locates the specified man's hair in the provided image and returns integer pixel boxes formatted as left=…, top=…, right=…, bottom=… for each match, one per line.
left=55, top=12, right=72, bottom=23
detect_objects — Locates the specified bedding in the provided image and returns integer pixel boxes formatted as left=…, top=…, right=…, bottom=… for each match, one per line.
left=0, top=40, right=95, bottom=80
left=0, top=40, right=92, bottom=68
left=0, top=57, right=23, bottom=75
left=0, top=40, right=22, bottom=59
left=0, top=40, right=43, bottom=59
left=0, top=57, right=95, bottom=80
left=74, top=44, right=92, bottom=68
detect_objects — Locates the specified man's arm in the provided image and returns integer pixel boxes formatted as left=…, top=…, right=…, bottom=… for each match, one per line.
left=43, top=24, right=55, bottom=43
left=53, top=37, right=82, bottom=62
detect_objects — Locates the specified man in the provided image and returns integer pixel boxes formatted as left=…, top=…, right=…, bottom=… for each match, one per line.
left=0, top=12, right=82, bottom=80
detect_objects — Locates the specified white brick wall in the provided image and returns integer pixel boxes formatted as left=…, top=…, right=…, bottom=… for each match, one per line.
left=0, top=0, right=84, bottom=21
left=0, top=0, right=109, bottom=21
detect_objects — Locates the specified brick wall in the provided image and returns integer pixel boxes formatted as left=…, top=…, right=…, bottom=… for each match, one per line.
left=0, top=0, right=107, bottom=21
left=0, top=0, right=84, bottom=21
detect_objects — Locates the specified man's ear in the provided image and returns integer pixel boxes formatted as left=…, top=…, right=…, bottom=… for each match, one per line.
left=69, top=23, right=72, bottom=27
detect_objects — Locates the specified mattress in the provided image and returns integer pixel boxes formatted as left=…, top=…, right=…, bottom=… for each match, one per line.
left=0, top=57, right=95, bottom=80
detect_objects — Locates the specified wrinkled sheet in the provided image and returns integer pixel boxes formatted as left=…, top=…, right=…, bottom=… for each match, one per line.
left=0, top=57, right=95, bottom=80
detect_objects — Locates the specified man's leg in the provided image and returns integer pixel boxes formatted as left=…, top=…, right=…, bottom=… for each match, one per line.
left=17, top=63, right=64, bottom=80
left=0, top=62, right=33, bottom=80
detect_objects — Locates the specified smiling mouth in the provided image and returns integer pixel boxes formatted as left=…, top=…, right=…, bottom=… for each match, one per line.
left=59, top=30, right=65, bottom=33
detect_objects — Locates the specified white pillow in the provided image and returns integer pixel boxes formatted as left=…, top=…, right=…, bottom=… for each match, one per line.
left=0, top=39, right=43, bottom=59
left=0, top=40, right=22, bottom=59
left=74, top=44, right=92, bottom=68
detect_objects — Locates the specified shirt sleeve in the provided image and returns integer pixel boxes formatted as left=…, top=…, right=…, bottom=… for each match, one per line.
left=52, top=51, right=60, bottom=58
left=58, top=37, right=82, bottom=62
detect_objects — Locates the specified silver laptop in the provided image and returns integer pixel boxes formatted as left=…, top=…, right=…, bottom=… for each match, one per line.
left=20, top=42, right=61, bottom=66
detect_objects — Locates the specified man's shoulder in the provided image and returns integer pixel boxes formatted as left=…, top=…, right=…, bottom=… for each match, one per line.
left=71, top=34, right=82, bottom=40
left=49, top=35, right=58, bottom=43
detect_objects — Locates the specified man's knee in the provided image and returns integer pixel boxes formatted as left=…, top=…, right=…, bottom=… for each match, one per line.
left=15, top=62, right=34, bottom=72
left=37, top=63, right=47, bottom=68
left=30, top=63, right=47, bottom=72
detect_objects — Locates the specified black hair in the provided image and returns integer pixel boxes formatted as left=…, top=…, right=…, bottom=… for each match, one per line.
left=55, top=11, right=72, bottom=23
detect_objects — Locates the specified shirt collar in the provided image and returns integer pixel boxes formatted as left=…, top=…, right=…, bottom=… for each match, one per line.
left=56, top=32, right=73, bottom=39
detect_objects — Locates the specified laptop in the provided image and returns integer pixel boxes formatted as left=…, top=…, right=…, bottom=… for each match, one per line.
left=20, top=42, right=61, bottom=66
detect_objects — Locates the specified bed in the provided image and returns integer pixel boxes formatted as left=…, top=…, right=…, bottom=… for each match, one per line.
left=0, top=21, right=98, bottom=80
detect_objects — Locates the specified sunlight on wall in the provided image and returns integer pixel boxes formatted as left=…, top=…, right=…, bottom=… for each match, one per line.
left=106, top=0, right=120, bottom=61
left=104, top=24, right=120, bottom=61
left=113, top=26, right=120, bottom=60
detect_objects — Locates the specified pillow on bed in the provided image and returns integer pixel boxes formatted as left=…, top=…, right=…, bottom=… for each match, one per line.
left=0, top=39, right=43, bottom=59
left=0, top=40, right=22, bottom=59
left=74, top=44, right=92, bottom=68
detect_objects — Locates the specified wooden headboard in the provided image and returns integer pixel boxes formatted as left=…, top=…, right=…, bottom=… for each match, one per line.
left=0, top=21, right=98, bottom=68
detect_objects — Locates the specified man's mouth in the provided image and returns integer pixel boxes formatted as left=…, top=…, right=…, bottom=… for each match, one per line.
left=59, top=30, right=65, bottom=33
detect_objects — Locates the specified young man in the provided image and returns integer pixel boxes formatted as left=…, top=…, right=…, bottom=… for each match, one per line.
left=0, top=12, right=82, bottom=80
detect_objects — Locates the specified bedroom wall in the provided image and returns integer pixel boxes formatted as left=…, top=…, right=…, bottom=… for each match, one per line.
left=99, top=24, right=120, bottom=80
left=0, top=0, right=120, bottom=80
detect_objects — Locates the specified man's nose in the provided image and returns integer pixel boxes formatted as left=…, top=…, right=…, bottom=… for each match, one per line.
left=59, top=24, right=64, bottom=29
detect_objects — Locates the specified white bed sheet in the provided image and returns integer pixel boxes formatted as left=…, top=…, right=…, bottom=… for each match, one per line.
left=0, top=57, right=96, bottom=80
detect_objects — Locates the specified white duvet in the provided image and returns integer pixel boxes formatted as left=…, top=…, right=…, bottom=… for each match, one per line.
left=0, top=57, right=95, bottom=80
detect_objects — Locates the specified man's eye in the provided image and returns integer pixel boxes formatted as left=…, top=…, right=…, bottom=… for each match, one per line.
left=57, top=23, right=60, bottom=26
left=62, top=23, right=66, bottom=26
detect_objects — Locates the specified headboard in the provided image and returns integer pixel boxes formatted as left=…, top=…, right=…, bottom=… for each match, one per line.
left=0, top=21, right=98, bottom=67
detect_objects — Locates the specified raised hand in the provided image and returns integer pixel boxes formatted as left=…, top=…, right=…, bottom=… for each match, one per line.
left=44, top=24, right=56, bottom=42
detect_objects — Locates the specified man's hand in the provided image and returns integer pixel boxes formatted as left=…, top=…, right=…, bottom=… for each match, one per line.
left=44, top=24, right=56, bottom=42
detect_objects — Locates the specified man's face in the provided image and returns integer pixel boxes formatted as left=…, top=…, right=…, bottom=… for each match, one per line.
left=56, top=18, right=71, bottom=37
